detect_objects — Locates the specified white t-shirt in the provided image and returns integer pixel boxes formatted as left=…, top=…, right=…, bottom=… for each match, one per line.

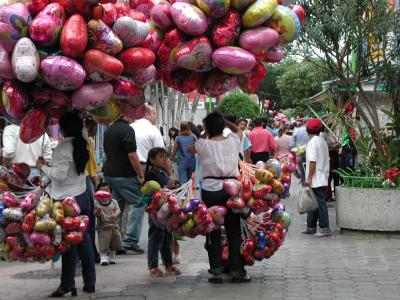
left=196, top=133, right=241, bottom=191
left=305, top=135, right=330, bottom=188
left=222, top=127, right=232, bottom=137
left=2, top=124, right=52, bottom=167
left=130, top=118, right=165, bottom=163
left=42, top=137, right=86, bottom=200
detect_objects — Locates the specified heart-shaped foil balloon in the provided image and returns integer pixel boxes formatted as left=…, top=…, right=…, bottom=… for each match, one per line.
left=112, top=16, right=150, bottom=48
left=173, top=36, right=212, bottom=72
left=223, top=179, right=241, bottom=197
left=19, top=107, right=48, bottom=144
left=87, top=19, right=123, bottom=55
left=238, top=62, right=267, bottom=93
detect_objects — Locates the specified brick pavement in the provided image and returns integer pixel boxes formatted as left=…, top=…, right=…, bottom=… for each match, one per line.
left=1, top=179, right=400, bottom=300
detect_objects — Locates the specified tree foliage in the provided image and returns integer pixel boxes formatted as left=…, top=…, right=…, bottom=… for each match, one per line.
left=276, top=59, right=332, bottom=107
left=219, top=92, right=259, bottom=119
left=299, top=0, right=400, bottom=164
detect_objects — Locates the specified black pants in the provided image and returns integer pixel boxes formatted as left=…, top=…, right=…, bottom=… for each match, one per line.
left=61, top=191, right=96, bottom=290
left=201, top=189, right=244, bottom=278
left=250, top=152, right=270, bottom=163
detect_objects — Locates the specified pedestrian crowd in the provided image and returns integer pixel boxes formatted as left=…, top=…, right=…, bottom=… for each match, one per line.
left=0, top=104, right=356, bottom=296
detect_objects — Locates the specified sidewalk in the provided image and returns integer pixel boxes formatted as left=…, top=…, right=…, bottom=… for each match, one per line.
left=1, top=179, right=400, bottom=300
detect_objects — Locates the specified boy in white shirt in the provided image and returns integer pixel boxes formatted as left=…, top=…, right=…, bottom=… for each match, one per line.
left=303, top=118, right=332, bottom=237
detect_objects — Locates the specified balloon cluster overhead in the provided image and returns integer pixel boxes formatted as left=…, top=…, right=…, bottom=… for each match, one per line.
left=0, top=0, right=304, bottom=140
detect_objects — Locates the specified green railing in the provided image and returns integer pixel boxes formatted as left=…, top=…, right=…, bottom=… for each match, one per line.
left=340, top=175, right=384, bottom=189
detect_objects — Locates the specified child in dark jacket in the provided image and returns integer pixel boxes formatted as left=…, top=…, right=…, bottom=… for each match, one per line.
left=146, top=147, right=181, bottom=278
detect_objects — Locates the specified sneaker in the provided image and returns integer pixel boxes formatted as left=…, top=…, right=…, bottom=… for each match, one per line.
left=150, top=268, right=164, bottom=278
left=314, top=232, right=332, bottom=237
left=173, top=254, right=181, bottom=264
left=100, top=253, right=109, bottom=266
left=109, top=251, right=116, bottom=264
left=301, top=229, right=316, bottom=234
left=165, top=266, right=181, bottom=276
left=125, top=244, right=144, bottom=254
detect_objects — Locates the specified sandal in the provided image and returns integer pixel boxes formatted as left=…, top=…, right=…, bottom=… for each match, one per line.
left=150, top=268, right=164, bottom=278
left=165, top=266, right=181, bottom=276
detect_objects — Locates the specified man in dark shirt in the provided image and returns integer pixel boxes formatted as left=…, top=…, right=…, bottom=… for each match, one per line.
left=103, top=115, right=145, bottom=254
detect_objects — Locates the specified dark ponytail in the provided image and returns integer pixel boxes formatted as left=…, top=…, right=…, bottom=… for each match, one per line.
left=59, top=111, right=89, bottom=175
left=145, top=147, right=168, bottom=175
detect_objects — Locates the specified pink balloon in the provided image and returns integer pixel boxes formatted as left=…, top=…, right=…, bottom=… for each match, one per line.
left=131, top=64, right=157, bottom=87
left=29, top=3, right=66, bottom=47
left=72, top=83, right=113, bottom=111
left=0, top=3, right=31, bottom=52
left=40, top=55, right=86, bottom=90
left=263, top=46, right=284, bottom=63
left=170, top=2, right=208, bottom=36
left=0, top=45, right=15, bottom=79
left=150, top=0, right=173, bottom=30
left=239, top=27, right=279, bottom=53
left=212, top=46, right=257, bottom=74
left=120, top=102, right=146, bottom=120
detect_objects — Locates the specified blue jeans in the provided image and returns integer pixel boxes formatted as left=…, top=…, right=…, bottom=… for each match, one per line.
left=104, top=176, right=145, bottom=247
left=177, top=158, right=196, bottom=184
left=307, top=186, right=331, bottom=233
left=61, top=191, right=96, bottom=290
left=147, top=216, right=173, bottom=269
left=297, top=155, right=306, bottom=186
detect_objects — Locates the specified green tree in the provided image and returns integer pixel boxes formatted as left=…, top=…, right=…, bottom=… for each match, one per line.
left=276, top=59, right=332, bottom=108
left=219, top=92, right=259, bottom=119
left=299, top=0, right=400, bottom=163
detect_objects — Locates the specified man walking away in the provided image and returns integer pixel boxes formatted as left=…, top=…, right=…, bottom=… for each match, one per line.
left=303, top=118, right=332, bottom=237
left=248, top=117, right=277, bottom=163
left=289, top=119, right=309, bottom=186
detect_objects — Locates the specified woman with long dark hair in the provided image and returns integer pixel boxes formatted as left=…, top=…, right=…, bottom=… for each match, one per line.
left=189, top=112, right=249, bottom=284
left=36, top=111, right=95, bottom=297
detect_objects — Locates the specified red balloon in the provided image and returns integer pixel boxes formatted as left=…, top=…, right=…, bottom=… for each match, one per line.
left=83, top=49, right=124, bottom=82
left=156, top=28, right=186, bottom=71
left=60, top=14, right=88, bottom=58
left=201, top=71, right=238, bottom=96
left=112, top=76, right=142, bottom=99
left=51, top=0, right=94, bottom=16
left=119, top=47, right=156, bottom=74
left=19, top=108, right=48, bottom=144
left=92, top=3, right=117, bottom=25
left=212, top=10, right=241, bottom=47
left=26, top=0, right=49, bottom=16
left=160, top=69, right=199, bottom=93
left=238, top=63, right=268, bottom=93
left=31, top=88, right=71, bottom=106
left=2, top=81, right=27, bottom=123
left=289, top=4, right=305, bottom=24
left=140, top=26, right=163, bottom=52
left=128, top=9, right=147, bottom=22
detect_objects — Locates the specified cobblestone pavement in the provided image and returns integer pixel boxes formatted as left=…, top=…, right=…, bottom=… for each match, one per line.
left=1, top=179, right=400, bottom=300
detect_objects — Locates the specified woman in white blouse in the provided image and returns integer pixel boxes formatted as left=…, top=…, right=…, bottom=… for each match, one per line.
left=190, top=112, right=250, bottom=284
left=36, top=112, right=96, bottom=297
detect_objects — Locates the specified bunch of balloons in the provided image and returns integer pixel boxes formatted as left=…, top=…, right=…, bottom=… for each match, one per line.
left=0, top=0, right=304, bottom=143
left=142, top=180, right=227, bottom=237
left=0, top=165, right=88, bottom=262
left=219, top=158, right=295, bottom=264
left=222, top=207, right=289, bottom=266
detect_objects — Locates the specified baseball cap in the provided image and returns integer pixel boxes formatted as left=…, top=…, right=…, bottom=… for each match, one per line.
left=306, top=118, right=322, bottom=131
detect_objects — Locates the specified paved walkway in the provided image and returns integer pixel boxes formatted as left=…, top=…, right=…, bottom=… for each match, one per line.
left=1, top=179, right=400, bottom=300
